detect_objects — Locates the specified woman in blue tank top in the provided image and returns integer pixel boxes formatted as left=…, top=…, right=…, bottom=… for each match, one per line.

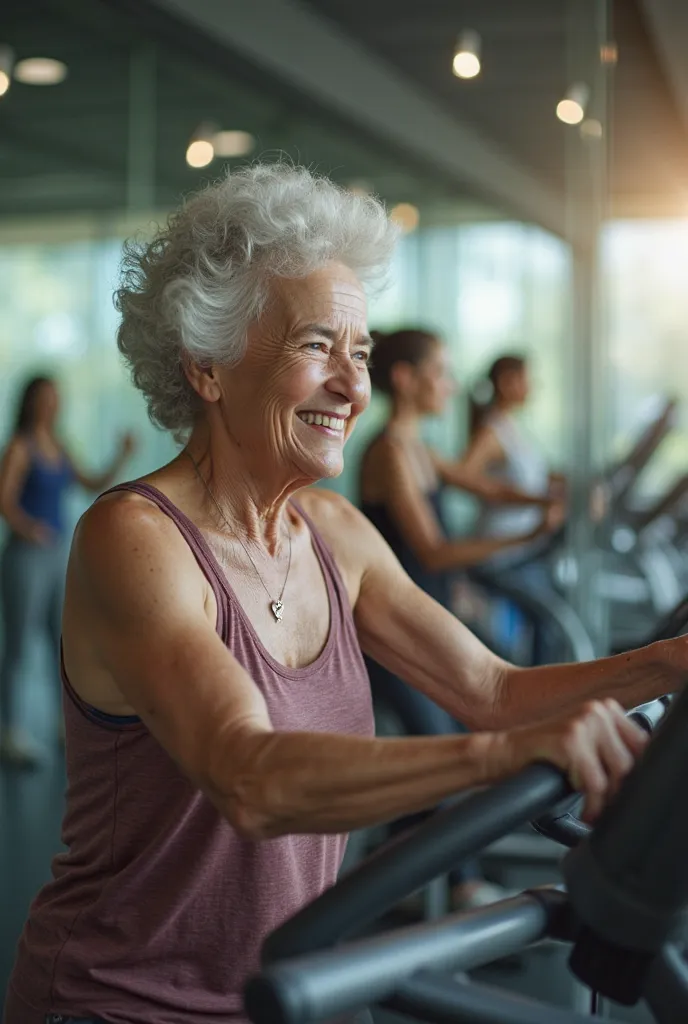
left=359, top=329, right=556, bottom=909
left=0, top=375, right=135, bottom=766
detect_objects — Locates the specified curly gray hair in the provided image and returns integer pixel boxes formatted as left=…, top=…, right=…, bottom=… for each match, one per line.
left=115, top=164, right=398, bottom=438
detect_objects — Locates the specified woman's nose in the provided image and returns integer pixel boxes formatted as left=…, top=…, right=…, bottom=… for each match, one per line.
left=325, top=356, right=369, bottom=404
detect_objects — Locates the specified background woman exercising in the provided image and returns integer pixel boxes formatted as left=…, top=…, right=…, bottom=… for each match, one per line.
left=0, top=375, right=134, bottom=766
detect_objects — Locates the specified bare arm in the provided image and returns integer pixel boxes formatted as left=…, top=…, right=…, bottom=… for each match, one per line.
left=68, top=433, right=134, bottom=493
left=352, top=502, right=685, bottom=731
left=71, top=498, right=520, bottom=840
left=0, top=437, right=53, bottom=543
left=71, top=495, right=647, bottom=837
left=436, top=425, right=551, bottom=507
left=380, top=439, right=547, bottom=572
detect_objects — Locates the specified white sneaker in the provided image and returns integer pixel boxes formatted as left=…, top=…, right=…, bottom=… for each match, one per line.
left=0, top=729, right=42, bottom=769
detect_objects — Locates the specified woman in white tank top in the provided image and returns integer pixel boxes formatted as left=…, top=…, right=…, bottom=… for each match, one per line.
left=463, top=355, right=563, bottom=565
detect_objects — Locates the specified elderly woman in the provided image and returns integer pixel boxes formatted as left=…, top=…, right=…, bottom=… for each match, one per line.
left=4, top=165, right=686, bottom=1024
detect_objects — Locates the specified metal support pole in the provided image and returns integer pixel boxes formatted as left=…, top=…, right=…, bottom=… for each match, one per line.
left=562, top=0, right=611, bottom=655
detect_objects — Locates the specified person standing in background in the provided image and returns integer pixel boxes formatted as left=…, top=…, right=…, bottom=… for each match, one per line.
left=0, top=375, right=135, bottom=766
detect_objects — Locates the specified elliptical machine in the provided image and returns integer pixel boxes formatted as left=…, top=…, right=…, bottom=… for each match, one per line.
left=246, top=691, right=688, bottom=1023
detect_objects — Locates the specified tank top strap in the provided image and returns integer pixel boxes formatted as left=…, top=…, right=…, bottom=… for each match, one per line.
left=290, top=497, right=352, bottom=621
left=102, top=482, right=229, bottom=640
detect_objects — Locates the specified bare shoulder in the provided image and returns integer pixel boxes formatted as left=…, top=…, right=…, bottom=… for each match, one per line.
left=296, top=487, right=383, bottom=595
left=296, top=486, right=370, bottom=546
left=295, top=486, right=402, bottom=605
left=76, top=488, right=177, bottom=553
left=73, top=490, right=206, bottom=608
left=1, top=434, right=30, bottom=463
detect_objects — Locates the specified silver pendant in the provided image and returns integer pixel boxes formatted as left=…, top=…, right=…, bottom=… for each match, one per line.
left=271, top=600, right=284, bottom=622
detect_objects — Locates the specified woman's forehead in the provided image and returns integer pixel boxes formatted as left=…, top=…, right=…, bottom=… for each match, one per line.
left=270, top=265, right=367, bottom=324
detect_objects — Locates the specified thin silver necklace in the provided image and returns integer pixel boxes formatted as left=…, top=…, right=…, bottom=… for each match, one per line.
left=185, top=450, right=292, bottom=623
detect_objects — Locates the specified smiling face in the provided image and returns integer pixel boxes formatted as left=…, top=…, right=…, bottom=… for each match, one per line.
left=193, top=262, right=372, bottom=483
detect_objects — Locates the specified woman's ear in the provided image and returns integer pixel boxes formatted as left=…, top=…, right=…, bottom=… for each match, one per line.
left=182, top=355, right=222, bottom=404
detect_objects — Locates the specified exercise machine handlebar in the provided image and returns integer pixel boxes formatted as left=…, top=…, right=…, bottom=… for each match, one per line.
left=262, top=763, right=571, bottom=965
left=531, top=697, right=672, bottom=849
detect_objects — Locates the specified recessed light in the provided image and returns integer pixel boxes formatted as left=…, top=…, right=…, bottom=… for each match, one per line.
left=14, top=57, right=68, bottom=85
left=556, top=83, right=589, bottom=125
left=186, top=139, right=214, bottom=168
left=390, top=203, right=420, bottom=233
left=0, top=45, right=14, bottom=96
left=452, top=30, right=481, bottom=80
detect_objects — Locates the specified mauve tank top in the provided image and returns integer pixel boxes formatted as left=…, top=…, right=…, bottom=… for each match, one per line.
left=4, top=483, right=374, bottom=1024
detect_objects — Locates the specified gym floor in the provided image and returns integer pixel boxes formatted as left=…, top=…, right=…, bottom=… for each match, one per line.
left=0, top=667, right=653, bottom=1023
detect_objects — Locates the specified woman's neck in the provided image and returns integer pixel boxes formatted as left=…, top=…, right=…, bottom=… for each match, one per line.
left=183, top=426, right=308, bottom=555
left=30, top=424, right=57, bottom=444
left=493, top=397, right=517, bottom=416
left=387, top=404, right=421, bottom=438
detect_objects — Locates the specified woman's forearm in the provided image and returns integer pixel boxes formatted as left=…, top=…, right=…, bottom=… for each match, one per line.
left=211, top=729, right=508, bottom=840
left=426, top=527, right=542, bottom=571
left=493, top=643, right=672, bottom=729
left=444, top=464, right=550, bottom=508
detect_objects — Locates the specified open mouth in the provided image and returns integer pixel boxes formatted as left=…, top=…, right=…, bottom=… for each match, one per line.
left=297, top=411, right=347, bottom=435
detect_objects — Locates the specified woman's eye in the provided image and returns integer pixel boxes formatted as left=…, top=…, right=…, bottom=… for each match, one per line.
left=305, top=341, right=328, bottom=353
left=354, top=350, right=371, bottom=363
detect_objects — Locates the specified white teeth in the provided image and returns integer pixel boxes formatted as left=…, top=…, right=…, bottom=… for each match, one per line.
left=298, top=412, right=345, bottom=430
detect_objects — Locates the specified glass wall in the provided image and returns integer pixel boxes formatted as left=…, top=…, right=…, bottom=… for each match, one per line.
left=603, top=218, right=688, bottom=495
left=0, top=228, right=177, bottom=535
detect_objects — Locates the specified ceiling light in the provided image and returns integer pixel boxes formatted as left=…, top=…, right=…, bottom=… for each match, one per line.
left=0, top=45, right=14, bottom=97
left=390, top=203, right=420, bottom=234
left=580, top=118, right=603, bottom=140
left=213, top=130, right=255, bottom=158
left=14, top=57, right=68, bottom=85
left=600, top=42, right=618, bottom=66
left=186, top=139, right=214, bottom=168
left=556, top=83, right=589, bottom=125
left=186, top=124, right=216, bottom=168
left=452, top=30, right=481, bottom=80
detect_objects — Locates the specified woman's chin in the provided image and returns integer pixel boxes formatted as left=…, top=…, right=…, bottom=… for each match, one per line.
left=298, top=450, right=344, bottom=481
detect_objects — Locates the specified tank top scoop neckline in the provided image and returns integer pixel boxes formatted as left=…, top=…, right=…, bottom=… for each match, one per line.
left=101, top=481, right=340, bottom=680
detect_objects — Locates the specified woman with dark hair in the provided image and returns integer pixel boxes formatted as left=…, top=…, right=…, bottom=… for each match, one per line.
left=0, top=374, right=134, bottom=766
left=464, top=353, right=561, bottom=552
left=463, top=354, right=567, bottom=662
left=358, top=329, right=558, bottom=909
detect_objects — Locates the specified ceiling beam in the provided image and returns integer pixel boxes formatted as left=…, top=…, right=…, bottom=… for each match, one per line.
left=148, top=0, right=566, bottom=236
left=639, top=0, right=688, bottom=144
